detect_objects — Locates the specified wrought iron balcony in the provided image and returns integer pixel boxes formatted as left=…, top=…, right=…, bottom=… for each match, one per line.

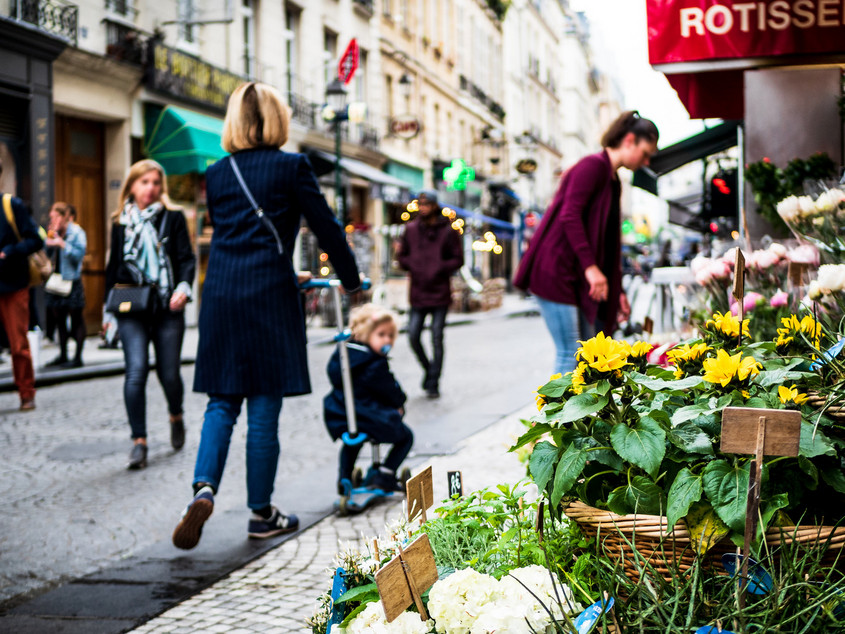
left=7, top=0, right=79, bottom=45
left=288, top=91, right=318, bottom=130
left=352, top=0, right=374, bottom=16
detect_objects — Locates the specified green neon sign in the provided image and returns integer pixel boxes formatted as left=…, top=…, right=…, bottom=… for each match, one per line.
left=443, top=159, right=476, bottom=191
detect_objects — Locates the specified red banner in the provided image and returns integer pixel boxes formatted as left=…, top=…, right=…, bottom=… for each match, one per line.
left=647, top=0, right=845, bottom=67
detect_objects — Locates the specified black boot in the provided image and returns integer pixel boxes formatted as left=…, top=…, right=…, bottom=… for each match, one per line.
left=170, top=417, right=185, bottom=451
left=128, top=443, right=148, bottom=470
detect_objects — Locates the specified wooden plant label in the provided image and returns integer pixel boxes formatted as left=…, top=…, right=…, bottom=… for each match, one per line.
left=375, top=533, right=438, bottom=623
left=643, top=316, right=654, bottom=335
left=788, top=261, right=808, bottom=287
left=733, top=250, right=746, bottom=302
left=406, top=466, right=434, bottom=523
left=720, top=407, right=801, bottom=456
left=447, top=471, right=463, bottom=498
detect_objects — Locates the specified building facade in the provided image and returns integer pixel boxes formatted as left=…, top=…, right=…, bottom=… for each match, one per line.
left=2, top=0, right=612, bottom=322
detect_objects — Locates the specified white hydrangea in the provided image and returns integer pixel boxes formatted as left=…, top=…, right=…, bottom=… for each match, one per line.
left=428, top=568, right=502, bottom=634
left=344, top=601, right=433, bottom=634
left=469, top=602, right=541, bottom=633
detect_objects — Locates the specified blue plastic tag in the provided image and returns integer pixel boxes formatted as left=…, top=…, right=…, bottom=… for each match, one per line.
left=810, top=338, right=845, bottom=371
left=721, top=553, right=772, bottom=595
left=572, top=597, right=614, bottom=634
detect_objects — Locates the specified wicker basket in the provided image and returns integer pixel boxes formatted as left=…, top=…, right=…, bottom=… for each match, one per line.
left=805, top=392, right=845, bottom=423
left=564, top=501, right=845, bottom=583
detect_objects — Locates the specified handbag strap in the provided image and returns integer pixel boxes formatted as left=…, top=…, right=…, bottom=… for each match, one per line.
left=2, top=194, right=23, bottom=243
left=228, top=156, right=284, bottom=256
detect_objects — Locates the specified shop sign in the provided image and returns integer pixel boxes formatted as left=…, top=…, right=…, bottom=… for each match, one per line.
left=516, top=158, right=537, bottom=174
left=147, top=43, right=246, bottom=112
left=389, top=115, right=422, bottom=139
left=647, top=0, right=845, bottom=69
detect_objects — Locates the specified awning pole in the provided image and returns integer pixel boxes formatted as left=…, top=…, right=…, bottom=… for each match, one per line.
left=737, top=123, right=748, bottom=248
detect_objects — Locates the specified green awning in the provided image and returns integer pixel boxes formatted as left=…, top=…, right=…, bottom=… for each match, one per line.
left=144, top=105, right=225, bottom=175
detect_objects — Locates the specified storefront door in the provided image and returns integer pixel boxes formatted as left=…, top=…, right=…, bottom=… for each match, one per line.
left=55, top=115, right=106, bottom=335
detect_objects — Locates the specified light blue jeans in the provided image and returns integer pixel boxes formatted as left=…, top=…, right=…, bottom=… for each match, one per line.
left=536, top=297, right=596, bottom=375
left=193, top=394, right=283, bottom=510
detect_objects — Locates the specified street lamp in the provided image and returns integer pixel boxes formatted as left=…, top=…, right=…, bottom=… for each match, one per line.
left=398, top=72, right=413, bottom=99
left=325, top=79, right=348, bottom=223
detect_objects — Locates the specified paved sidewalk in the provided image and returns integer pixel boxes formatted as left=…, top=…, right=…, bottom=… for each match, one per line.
left=0, top=294, right=538, bottom=392
left=130, top=404, right=535, bottom=633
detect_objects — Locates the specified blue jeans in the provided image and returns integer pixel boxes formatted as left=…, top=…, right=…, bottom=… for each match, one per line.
left=118, top=311, right=185, bottom=439
left=193, top=394, right=283, bottom=510
left=536, top=298, right=596, bottom=375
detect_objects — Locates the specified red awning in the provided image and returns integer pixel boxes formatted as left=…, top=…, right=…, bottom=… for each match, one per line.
left=665, top=69, right=745, bottom=120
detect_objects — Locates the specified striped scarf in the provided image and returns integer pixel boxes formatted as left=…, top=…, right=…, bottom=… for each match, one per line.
left=120, top=200, right=172, bottom=303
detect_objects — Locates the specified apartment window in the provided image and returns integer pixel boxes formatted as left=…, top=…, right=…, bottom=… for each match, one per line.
left=106, top=0, right=135, bottom=18
left=400, top=0, right=409, bottom=26
left=243, top=0, right=256, bottom=78
left=177, top=0, right=196, bottom=44
left=383, top=0, right=392, bottom=17
left=285, top=5, right=301, bottom=96
left=385, top=75, right=394, bottom=118
left=433, top=103, right=440, bottom=156
left=324, top=28, right=338, bottom=88
left=355, top=49, right=368, bottom=104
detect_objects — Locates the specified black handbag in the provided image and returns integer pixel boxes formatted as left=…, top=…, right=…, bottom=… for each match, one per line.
left=105, top=284, right=157, bottom=315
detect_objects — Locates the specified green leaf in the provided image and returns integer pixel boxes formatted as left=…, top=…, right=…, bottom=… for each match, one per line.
left=702, top=460, right=750, bottom=533
left=606, top=476, right=665, bottom=515
left=671, top=404, right=711, bottom=426
left=630, top=372, right=703, bottom=391
left=340, top=602, right=371, bottom=627
left=684, top=500, right=731, bottom=555
left=668, top=421, right=714, bottom=455
left=537, top=376, right=571, bottom=398
left=798, top=455, right=819, bottom=488
left=560, top=392, right=608, bottom=424
left=335, top=583, right=379, bottom=604
left=800, top=423, right=836, bottom=458
left=755, top=367, right=813, bottom=387
left=610, top=417, right=666, bottom=478
left=667, top=468, right=703, bottom=528
left=529, top=441, right=558, bottom=493
left=551, top=443, right=588, bottom=507
left=821, top=467, right=845, bottom=494
left=509, top=423, right=552, bottom=452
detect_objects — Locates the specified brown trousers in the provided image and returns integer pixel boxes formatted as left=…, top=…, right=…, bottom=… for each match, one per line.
left=0, top=288, right=35, bottom=401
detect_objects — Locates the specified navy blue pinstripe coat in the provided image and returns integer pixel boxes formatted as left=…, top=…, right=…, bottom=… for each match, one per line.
left=193, top=147, right=360, bottom=396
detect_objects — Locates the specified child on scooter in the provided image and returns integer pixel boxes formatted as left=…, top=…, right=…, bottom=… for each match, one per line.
left=324, top=304, right=413, bottom=494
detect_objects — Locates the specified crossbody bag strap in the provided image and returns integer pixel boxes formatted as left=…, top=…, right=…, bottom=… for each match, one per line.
left=228, top=155, right=284, bottom=256
left=2, top=194, right=23, bottom=242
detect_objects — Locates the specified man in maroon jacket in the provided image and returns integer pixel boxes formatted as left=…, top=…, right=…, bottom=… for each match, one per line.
left=396, top=191, right=464, bottom=398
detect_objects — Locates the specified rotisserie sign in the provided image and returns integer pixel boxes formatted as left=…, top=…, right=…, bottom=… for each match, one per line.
left=647, top=0, right=845, bottom=69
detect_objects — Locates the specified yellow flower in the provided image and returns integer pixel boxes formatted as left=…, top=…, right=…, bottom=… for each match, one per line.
left=630, top=341, right=653, bottom=358
left=674, top=367, right=683, bottom=379
left=702, top=349, right=761, bottom=387
left=741, top=390, right=750, bottom=399
left=577, top=332, right=630, bottom=374
left=667, top=343, right=711, bottom=364
left=571, top=363, right=587, bottom=394
left=778, top=384, right=809, bottom=406
left=706, top=311, right=750, bottom=338
left=550, top=373, right=563, bottom=381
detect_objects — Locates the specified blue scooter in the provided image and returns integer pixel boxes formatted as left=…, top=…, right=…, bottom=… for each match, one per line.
left=301, top=278, right=410, bottom=516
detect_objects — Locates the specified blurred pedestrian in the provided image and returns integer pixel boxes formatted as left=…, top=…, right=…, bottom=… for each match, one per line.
left=395, top=191, right=463, bottom=398
left=172, top=81, right=360, bottom=550
left=105, top=159, right=196, bottom=470
left=44, top=202, right=87, bottom=368
left=514, top=110, right=659, bottom=374
left=0, top=159, right=44, bottom=411
left=324, top=304, right=412, bottom=494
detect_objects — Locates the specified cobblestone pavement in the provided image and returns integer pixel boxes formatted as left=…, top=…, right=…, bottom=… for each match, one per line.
left=129, top=406, right=534, bottom=633
left=0, top=307, right=550, bottom=608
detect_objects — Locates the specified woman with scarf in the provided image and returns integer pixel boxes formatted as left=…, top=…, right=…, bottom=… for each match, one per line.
left=105, top=160, right=196, bottom=470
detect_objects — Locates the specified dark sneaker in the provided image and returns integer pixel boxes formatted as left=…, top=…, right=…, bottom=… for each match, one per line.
left=46, top=355, right=68, bottom=367
left=60, top=359, right=83, bottom=369
left=247, top=506, right=299, bottom=539
left=426, top=387, right=440, bottom=399
left=172, top=486, right=214, bottom=550
left=170, top=417, right=185, bottom=451
left=19, top=398, right=36, bottom=411
left=369, top=470, right=405, bottom=493
left=127, top=443, right=147, bottom=469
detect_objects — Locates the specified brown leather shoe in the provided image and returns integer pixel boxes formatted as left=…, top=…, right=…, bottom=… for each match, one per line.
left=20, top=398, right=35, bottom=411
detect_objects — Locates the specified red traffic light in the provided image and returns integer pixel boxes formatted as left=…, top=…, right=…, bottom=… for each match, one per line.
left=712, top=178, right=731, bottom=195
left=709, top=222, right=719, bottom=233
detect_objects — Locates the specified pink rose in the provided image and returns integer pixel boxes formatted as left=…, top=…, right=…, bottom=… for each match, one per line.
left=770, top=290, right=789, bottom=308
left=744, top=292, right=765, bottom=311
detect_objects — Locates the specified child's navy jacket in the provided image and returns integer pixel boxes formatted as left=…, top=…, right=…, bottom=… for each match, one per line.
left=324, top=341, right=407, bottom=441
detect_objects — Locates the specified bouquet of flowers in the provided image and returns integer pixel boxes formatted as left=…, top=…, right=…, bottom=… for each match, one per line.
left=777, top=187, right=845, bottom=264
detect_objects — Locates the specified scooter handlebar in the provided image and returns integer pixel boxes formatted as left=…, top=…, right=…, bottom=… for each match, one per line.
left=299, top=278, right=371, bottom=291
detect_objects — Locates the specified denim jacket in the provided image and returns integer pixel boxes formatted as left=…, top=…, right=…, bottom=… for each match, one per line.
left=56, top=222, right=87, bottom=281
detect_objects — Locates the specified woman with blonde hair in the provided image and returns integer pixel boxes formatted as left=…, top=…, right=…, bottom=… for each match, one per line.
left=105, top=159, right=196, bottom=469
left=172, top=82, right=359, bottom=550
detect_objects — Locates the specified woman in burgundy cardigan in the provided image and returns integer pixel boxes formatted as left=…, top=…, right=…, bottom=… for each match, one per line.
left=515, top=111, right=659, bottom=373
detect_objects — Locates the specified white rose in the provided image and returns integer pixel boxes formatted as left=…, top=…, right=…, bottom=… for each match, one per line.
left=690, top=256, right=710, bottom=275
left=798, top=195, right=818, bottom=218
left=809, top=280, right=824, bottom=301
left=754, top=249, right=780, bottom=271
left=695, top=269, right=713, bottom=286
left=777, top=196, right=800, bottom=222
left=817, top=264, right=845, bottom=293
left=787, top=245, right=819, bottom=265
left=815, top=190, right=838, bottom=214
